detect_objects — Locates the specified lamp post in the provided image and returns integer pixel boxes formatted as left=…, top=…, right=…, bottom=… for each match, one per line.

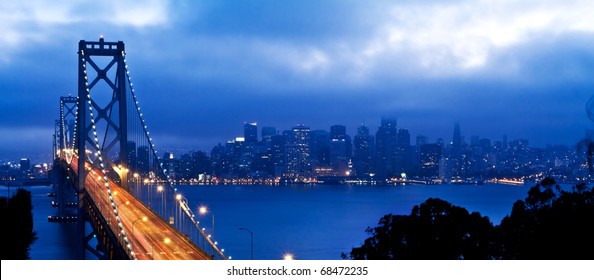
left=116, top=200, right=130, bottom=208
left=199, top=206, right=215, bottom=242
left=157, top=185, right=164, bottom=217
left=132, top=216, right=148, bottom=233
left=148, top=179, right=153, bottom=210
left=238, top=227, right=254, bottom=260
left=176, top=194, right=182, bottom=228
left=133, top=173, right=139, bottom=198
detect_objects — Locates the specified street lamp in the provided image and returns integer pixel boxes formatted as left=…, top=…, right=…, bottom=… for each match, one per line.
left=157, top=185, right=164, bottom=217
left=238, top=227, right=254, bottom=260
left=283, top=253, right=294, bottom=260
left=132, top=216, right=148, bottom=233
left=132, top=173, right=140, bottom=198
left=116, top=200, right=130, bottom=207
left=199, top=206, right=215, bottom=242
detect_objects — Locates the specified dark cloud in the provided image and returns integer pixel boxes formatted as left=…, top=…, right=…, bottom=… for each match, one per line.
left=1, top=1, right=594, bottom=159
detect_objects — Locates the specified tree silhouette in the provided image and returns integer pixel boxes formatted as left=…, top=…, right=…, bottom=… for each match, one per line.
left=346, top=177, right=594, bottom=260
left=345, top=198, right=496, bottom=260
left=497, top=178, right=594, bottom=259
left=1, top=189, right=37, bottom=260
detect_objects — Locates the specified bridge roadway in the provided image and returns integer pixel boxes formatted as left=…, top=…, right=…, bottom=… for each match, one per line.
left=70, top=159, right=211, bottom=260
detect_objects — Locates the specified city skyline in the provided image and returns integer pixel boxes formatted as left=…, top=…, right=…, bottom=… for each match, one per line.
left=0, top=116, right=586, bottom=165
left=1, top=1, right=594, bottom=156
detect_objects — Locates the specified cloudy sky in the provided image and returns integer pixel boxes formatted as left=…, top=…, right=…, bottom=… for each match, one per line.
left=1, top=0, right=593, bottom=159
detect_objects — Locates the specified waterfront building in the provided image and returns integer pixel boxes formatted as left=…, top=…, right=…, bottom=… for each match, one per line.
left=285, top=125, right=311, bottom=180
left=353, top=125, right=374, bottom=176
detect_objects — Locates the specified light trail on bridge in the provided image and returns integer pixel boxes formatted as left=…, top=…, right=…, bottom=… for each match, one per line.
left=72, top=159, right=211, bottom=260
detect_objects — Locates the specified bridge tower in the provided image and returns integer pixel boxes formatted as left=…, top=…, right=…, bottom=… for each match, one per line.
left=52, top=96, right=78, bottom=217
left=76, top=37, right=130, bottom=259
left=65, top=37, right=227, bottom=260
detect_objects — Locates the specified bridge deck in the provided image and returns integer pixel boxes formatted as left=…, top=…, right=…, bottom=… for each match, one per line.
left=71, top=160, right=211, bottom=260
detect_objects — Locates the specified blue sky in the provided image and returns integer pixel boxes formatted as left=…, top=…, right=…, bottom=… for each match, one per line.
left=1, top=0, right=594, bottom=158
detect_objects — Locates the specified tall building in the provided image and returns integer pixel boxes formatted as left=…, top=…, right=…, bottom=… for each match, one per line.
left=270, top=135, right=286, bottom=177
left=261, top=126, right=276, bottom=146
left=330, top=125, right=352, bottom=156
left=450, top=122, right=463, bottom=177
left=163, top=152, right=178, bottom=179
left=395, top=128, right=412, bottom=174
left=353, top=125, right=374, bottom=176
left=137, top=146, right=150, bottom=174
left=453, top=122, right=462, bottom=153
left=191, top=151, right=212, bottom=177
left=285, top=125, right=311, bottom=179
left=211, top=143, right=232, bottom=178
left=310, top=130, right=330, bottom=167
left=20, top=158, right=31, bottom=173
left=244, top=122, right=258, bottom=143
left=375, top=117, right=398, bottom=178
left=329, top=125, right=351, bottom=175
left=126, top=141, right=137, bottom=171
left=479, top=138, right=492, bottom=154
left=420, top=143, right=441, bottom=178
left=414, top=135, right=428, bottom=172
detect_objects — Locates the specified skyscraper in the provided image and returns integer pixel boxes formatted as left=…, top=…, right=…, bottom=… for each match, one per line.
left=126, top=141, right=137, bottom=171
left=395, top=128, right=412, bottom=174
left=449, top=122, right=463, bottom=178
left=310, top=130, right=330, bottom=166
left=375, top=117, right=397, bottom=178
left=420, top=143, right=441, bottom=178
left=244, top=122, right=258, bottom=143
left=261, top=126, right=276, bottom=146
left=137, top=145, right=150, bottom=174
left=211, top=143, right=232, bottom=178
left=353, top=125, right=374, bottom=176
left=285, top=125, right=311, bottom=179
left=20, top=158, right=31, bottom=172
left=270, top=135, right=286, bottom=177
left=163, top=152, right=177, bottom=178
left=329, top=125, right=351, bottom=175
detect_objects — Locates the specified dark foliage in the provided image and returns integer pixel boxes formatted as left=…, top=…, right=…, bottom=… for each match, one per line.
left=1, top=189, right=37, bottom=260
left=345, top=198, right=496, bottom=260
left=346, top=178, right=594, bottom=260
left=497, top=178, right=594, bottom=259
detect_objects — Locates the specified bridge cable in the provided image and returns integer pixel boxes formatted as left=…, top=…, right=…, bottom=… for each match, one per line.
left=122, top=52, right=227, bottom=259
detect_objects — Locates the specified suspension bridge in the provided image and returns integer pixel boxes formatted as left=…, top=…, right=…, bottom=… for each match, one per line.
left=51, top=37, right=227, bottom=260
